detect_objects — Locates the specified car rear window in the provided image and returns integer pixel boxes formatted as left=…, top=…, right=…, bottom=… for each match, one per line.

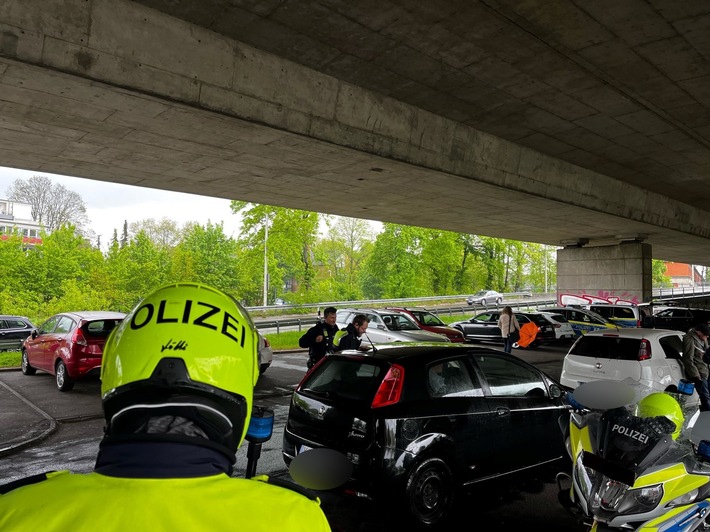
left=84, top=319, right=122, bottom=338
left=300, top=358, right=384, bottom=401
left=569, top=336, right=640, bottom=360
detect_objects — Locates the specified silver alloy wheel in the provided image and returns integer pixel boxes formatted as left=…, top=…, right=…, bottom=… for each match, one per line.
left=56, top=362, right=66, bottom=387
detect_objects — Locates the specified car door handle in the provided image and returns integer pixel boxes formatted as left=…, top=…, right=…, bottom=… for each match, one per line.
left=496, top=407, right=510, bottom=417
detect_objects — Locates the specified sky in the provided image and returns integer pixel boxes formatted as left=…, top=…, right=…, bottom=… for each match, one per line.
left=0, top=166, right=245, bottom=249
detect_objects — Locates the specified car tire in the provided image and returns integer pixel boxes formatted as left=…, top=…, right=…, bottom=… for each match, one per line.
left=55, top=361, right=75, bottom=392
left=481, top=299, right=487, bottom=305
left=404, top=457, right=454, bottom=528
left=496, top=298, right=502, bottom=305
left=21, top=350, right=36, bottom=376
left=259, top=363, right=270, bottom=375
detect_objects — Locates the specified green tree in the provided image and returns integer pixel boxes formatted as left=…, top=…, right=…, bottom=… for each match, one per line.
left=319, top=216, right=374, bottom=301
left=652, top=260, right=672, bottom=287
left=361, top=224, right=429, bottom=298
left=173, top=222, right=238, bottom=293
left=230, top=202, right=320, bottom=304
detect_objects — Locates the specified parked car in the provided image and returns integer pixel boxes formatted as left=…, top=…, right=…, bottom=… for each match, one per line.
left=644, top=306, right=710, bottom=332
left=385, top=307, right=465, bottom=343
left=257, top=331, right=273, bottom=375
left=335, top=308, right=451, bottom=347
left=559, top=328, right=689, bottom=395
left=537, top=311, right=576, bottom=342
left=543, top=306, right=619, bottom=337
left=282, top=344, right=570, bottom=528
left=450, top=310, right=558, bottom=348
left=21, top=311, right=126, bottom=391
left=585, top=303, right=642, bottom=328
left=0, top=315, right=35, bottom=351
left=466, top=290, right=503, bottom=306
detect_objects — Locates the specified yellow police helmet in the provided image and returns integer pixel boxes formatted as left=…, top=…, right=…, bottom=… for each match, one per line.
left=637, top=392, right=684, bottom=440
left=101, top=283, right=259, bottom=458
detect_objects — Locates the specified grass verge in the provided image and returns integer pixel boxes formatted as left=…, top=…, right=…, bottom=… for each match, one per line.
left=0, top=351, right=20, bottom=368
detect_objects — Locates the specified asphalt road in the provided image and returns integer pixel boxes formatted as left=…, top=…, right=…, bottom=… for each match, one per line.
left=0, top=344, right=586, bottom=531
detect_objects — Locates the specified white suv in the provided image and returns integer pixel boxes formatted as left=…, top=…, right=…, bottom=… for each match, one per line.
left=560, top=328, right=687, bottom=393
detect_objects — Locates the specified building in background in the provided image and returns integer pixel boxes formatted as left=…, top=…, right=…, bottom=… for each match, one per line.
left=0, top=199, right=42, bottom=248
left=664, top=262, right=704, bottom=288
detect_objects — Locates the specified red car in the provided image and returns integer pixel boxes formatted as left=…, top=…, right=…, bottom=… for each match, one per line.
left=21, top=311, right=126, bottom=391
left=386, top=307, right=465, bottom=343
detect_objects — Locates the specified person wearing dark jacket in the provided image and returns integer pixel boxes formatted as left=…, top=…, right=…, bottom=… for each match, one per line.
left=334, top=314, right=370, bottom=352
left=682, top=323, right=710, bottom=411
left=299, top=306, right=339, bottom=368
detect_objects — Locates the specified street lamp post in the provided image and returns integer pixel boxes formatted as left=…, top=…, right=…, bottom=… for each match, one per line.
left=263, top=216, right=269, bottom=307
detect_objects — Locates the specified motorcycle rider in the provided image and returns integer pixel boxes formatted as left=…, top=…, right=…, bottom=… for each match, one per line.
left=682, top=323, right=710, bottom=411
left=299, top=306, right=339, bottom=368
left=0, top=283, right=331, bottom=531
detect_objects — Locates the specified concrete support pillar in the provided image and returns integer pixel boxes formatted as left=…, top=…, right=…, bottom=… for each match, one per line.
left=556, top=242, right=652, bottom=305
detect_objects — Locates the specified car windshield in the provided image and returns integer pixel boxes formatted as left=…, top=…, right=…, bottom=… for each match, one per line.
left=474, top=290, right=488, bottom=296
left=382, top=313, right=420, bottom=331
left=413, top=311, right=446, bottom=326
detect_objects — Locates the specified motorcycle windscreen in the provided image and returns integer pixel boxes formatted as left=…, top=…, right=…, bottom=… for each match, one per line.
left=594, top=407, right=675, bottom=473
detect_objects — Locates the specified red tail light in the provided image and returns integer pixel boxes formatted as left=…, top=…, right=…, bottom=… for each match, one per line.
left=638, top=339, right=651, bottom=361
left=73, top=328, right=88, bottom=346
left=263, top=337, right=271, bottom=348
left=371, top=364, right=405, bottom=408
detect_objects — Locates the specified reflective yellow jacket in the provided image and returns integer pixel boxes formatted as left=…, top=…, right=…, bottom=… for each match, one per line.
left=0, top=471, right=331, bottom=531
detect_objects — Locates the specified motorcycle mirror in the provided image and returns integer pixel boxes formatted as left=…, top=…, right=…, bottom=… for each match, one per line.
left=289, top=448, right=352, bottom=490
left=571, top=380, right=637, bottom=410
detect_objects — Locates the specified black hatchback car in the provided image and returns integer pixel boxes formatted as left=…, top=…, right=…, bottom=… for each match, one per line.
left=0, top=315, right=35, bottom=351
left=449, top=310, right=557, bottom=348
left=282, top=344, right=570, bottom=528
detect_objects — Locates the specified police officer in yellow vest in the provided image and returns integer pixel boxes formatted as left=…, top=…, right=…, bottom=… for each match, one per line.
left=0, top=283, right=331, bottom=531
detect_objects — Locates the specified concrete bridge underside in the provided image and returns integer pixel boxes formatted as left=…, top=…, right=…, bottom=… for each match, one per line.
left=2, top=1, right=710, bottom=265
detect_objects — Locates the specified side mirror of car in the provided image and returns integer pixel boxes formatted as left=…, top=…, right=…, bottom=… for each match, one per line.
left=31, top=330, right=38, bottom=339
left=549, top=384, right=562, bottom=399
left=376, top=324, right=386, bottom=330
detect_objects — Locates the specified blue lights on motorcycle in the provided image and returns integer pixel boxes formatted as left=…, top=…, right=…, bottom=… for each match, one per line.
left=697, top=440, right=710, bottom=462
left=566, top=393, right=585, bottom=411
left=678, top=379, right=695, bottom=396
left=246, top=406, right=274, bottom=443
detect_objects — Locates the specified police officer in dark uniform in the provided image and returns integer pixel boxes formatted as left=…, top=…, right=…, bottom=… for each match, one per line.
left=0, top=283, right=330, bottom=531
left=299, top=306, right=339, bottom=368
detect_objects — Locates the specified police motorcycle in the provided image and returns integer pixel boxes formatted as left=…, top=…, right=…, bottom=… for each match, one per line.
left=557, top=378, right=710, bottom=531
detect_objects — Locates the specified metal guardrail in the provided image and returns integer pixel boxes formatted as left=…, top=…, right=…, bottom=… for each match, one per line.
left=247, top=291, right=537, bottom=314
left=252, top=287, right=710, bottom=333
left=253, top=296, right=558, bottom=333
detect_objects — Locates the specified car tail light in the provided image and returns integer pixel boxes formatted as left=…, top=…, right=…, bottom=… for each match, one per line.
left=263, top=337, right=271, bottom=348
left=371, top=364, right=405, bottom=408
left=638, top=339, right=651, bottom=361
left=73, top=328, right=88, bottom=346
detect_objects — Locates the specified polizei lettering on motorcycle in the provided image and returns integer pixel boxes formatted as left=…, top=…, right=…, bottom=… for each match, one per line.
left=611, top=423, right=649, bottom=444
left=130, top=299, right=246, bottom=346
